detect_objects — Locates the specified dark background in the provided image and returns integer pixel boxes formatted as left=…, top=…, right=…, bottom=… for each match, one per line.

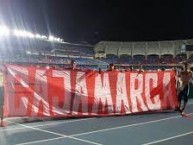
left=0, top=0, right=193, bottom=44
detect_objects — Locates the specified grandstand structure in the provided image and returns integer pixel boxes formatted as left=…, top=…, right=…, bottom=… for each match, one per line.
left=0, top=35, right=108, bottom=70
left=0, top=25, right=108, bottom=70
left=94, top=39, right=193, bottom=69
left=1, top=24, right=193, bottom=70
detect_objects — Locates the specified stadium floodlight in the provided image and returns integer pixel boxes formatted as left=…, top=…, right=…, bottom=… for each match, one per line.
left=59, top=38, right=63, bottom=42
left=55, top=38, right=59, bottom=41
left=14, top=29, right=35, bottom=38
left=14, top=29, right=25, bottom=37
left=13, top=28, right=63, bottom=42
left=35, top=34, right=41, bottom=39
left=27, top=32, right=35, bottom=38
left=49, top=35, right=54, bottom=41
left=51, top=37, right=63, bottom=42
left=13, top=29, right=19, bottom=36
left=0, top=25, right=10, bottom=36
left=56, top=38, right=61, bottom=42
left=41, top=35, right=47, bottom=39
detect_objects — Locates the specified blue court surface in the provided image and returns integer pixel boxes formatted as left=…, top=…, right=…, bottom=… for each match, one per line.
left=1, top=100, right=193, bottom=145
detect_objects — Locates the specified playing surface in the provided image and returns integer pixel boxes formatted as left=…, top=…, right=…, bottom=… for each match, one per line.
left=1, top=100, right=193, bottom=145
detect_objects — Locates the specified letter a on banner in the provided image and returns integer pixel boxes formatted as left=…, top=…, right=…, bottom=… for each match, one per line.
left=116, top=72, right=130, bottom=114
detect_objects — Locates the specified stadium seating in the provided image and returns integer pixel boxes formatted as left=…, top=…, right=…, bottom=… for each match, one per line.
left=175, top=54, right=187, bottom=63
left=102, top=54, right=118, bottom=64
left=160, top=54, right=174, bottom=64
left=2, top=37, right=193, bottom=71
left=118, top=55, right=132, bottom=64
left=147, top=55, right=159, bottom=64
left=133, top=55, right=146, bottom=64
left=188, top=54, right=193, bottom=63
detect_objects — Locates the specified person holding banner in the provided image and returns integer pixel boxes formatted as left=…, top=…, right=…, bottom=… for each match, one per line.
left=107, top=63, right=116, bottom=71
left=178, top=62, right=192, bottom=116
left=69, top=60, right=77, bottom=70
left=136, top=64, right=144, bottom=76
left=64, top=59, right=77, bottom=70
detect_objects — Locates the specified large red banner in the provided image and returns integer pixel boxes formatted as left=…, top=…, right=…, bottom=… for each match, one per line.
left=3, top=65, right=178, bottom=117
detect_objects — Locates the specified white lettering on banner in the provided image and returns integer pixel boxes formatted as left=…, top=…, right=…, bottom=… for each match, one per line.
left=163, top=72, right=174, bottom=108
left=130, top=73, right=148, bottom=113
left=4, top=65, right=178, bottom=117
left=8, top=67, right=30, bottom=116
left=145, top=73, right=161, bottom=110
left=5, top=68, right=15, bottom=115
left=52, top=70, right=71, bottom=115
left=92, top=73, right=113, bottom=114
left=72, top=72, right=88, bottom=115
left=32, top=69, right=50, bottom=116
left=0, top=71, right=3, bottom=87
left=116, top=72, right=130, bottom=113
left=11, top=66, right=30, bottom=87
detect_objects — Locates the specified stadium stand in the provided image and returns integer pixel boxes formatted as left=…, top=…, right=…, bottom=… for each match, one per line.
left=146, top=54, right=159, bottom=64
left=133, top=55, right=146, bottom=64
left=0, top=36, right=109, bottom=71
left=94, top=39, right=193, bottom=70
left=2, top=33, right=193, bottom=71
left=118, top=54, right=132, bottom=64
left=188, top=54, right=193, bottom=63
left=160, top=54, right=174, bottom=64
left=175, top=53, right=187, bottom=63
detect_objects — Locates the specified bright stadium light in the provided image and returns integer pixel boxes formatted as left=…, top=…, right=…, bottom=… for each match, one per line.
left=35, top=34, right=41, bottom=38
left=14, top=29, right=35, bottom=38
left=41, top=35, right=47, bottom=39
left=12, top=28, right=63, bottom=43
left=55, top=38, right=60, bottom=42
left=0, top=25, right=10, bottom=36
left=59, top=38, right=63, bottom=42
left=13, top=29, right=19, bottom=36
left=55, top=37, right=63, bottom=42
left=14, top=29, right=25, bottom=37
left=27, top=32, right=35, bottom=38
left=49, top=35, right=54, bottom=41
left=36, top=34, right=48, bottom=39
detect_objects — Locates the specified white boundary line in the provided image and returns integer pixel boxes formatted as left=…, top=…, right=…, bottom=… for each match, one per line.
left=15, top=137, right=65, bottom=145
left=3, top=103, right=193, bottom=145
left=72, top=112, right=193, bottom=137
left=14, top=112, right=193, bottom=145
left=32, top=118, right=93, bottom=127
left=0, top=118, right=93, bottom=132
left=0, top=127, right=28, bottom=132
left=7, top=121, right=102, bottom=145
left=2, top=110, right=191, bottom=134
left=2, top=102, right=193, bottom=130
left=142, top=131, right=193, bottom=145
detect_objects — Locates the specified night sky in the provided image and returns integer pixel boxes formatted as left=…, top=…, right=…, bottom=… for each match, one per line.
left=0, top=0, right=193, bottom=44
